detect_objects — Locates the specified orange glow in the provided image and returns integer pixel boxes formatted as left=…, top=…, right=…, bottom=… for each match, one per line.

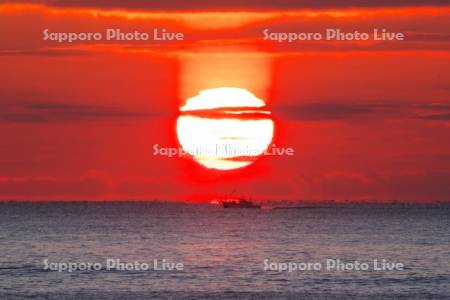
left=178, top=51, right=272, bottom=102
left=2, top=3, right=449, bottom=30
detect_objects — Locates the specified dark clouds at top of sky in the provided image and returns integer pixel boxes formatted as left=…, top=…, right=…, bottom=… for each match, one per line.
left=11, top=0, right=450, bottom=11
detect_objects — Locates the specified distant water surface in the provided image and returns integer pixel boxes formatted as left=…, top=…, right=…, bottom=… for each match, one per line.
left=0, top=202, right=449, bottom=299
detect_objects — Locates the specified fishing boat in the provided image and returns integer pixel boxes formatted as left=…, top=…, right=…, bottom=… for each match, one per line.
left=220, top=198, right=261, bottom=209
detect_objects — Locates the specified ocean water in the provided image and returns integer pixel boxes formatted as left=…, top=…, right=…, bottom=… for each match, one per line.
left=0, top=202, right=449, bottom=299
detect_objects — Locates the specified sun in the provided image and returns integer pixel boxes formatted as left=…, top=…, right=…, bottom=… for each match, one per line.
left=176, top=87, right=274, bottom=170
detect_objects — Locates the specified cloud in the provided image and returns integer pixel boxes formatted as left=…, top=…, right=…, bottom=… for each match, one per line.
left=13, top=0, right=450, bottom=11
left=418, top=113, right=450, bottom=120
left=0, top=101, right=158, bottom=123
left=273, top=102, right=450, bottom=121
left=1, top=3, right=449, bottom=55
left=1, top=170, right=448, bottom=202
left=273, top=102, right=394, bottom=120
left=4, top=101, right=446, bottom=123
left=0, top=49, right=92, bottom=56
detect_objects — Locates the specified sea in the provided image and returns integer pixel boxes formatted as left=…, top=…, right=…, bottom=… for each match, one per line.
left=0, top=202, right=449, bottom=299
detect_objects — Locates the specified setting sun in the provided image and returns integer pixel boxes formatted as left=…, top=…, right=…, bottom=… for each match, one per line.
left=180, top=87, right=266, bottom=111
left=177, top=87, right=274, bottom=170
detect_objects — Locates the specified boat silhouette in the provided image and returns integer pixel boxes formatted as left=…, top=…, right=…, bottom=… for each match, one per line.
left=220, top=198, right=261, bottom=208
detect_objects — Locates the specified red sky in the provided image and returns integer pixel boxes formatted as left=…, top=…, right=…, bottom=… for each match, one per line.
left=0, top=1, right=449, bottom=202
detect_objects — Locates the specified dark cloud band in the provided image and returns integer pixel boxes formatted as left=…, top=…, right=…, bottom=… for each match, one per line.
left=11, top=0, right=450, bottom=11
